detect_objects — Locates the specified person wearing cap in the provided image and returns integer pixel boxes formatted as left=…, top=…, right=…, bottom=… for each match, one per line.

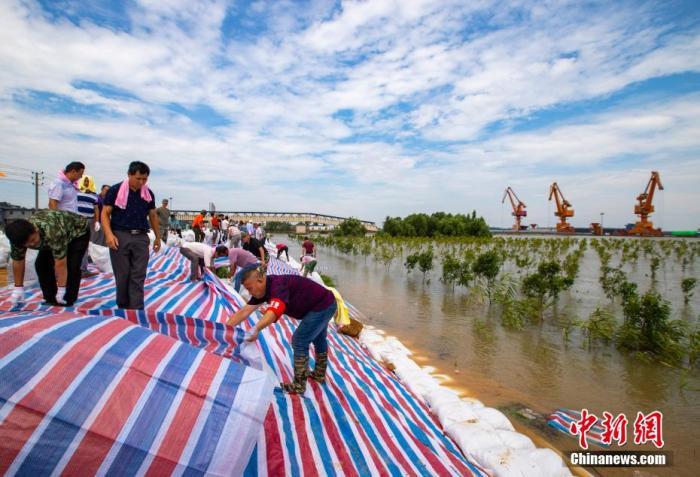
left=241, top=230, right=267, bottom=264
left=155, top=199, right=170, bottom=243
left=76, top=175, right=100, bottom=277
left=226, top=266, right=337, bottom=394
left=227, top=247, right=260, bottom=291
left=6, top=209, right=90, bottom=307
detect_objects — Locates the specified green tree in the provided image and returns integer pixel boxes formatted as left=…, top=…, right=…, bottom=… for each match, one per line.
left=521, top=261, right=574, bottom=317
left=472, top=250, right=502, bottom=303
left=617, top=289, right=686, bottom=364
left=336, top=217, right=367, bottom=237
left=681, top=277, right=697, bottom=305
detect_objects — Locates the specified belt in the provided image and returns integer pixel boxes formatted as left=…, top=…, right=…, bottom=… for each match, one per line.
left=116, top=229, right=148, bottom=235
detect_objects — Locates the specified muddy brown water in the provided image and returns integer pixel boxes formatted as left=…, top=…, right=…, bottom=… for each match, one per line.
left=282, top=237, right=699, bottom=477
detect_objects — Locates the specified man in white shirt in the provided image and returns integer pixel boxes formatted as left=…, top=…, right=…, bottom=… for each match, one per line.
left=48, top=162, right=84, bottom=213
left=179, top=243, right=229, bottom=281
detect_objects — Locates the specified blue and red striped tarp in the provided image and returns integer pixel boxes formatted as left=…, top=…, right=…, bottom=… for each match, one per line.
left=1, top=247, right=484, bottom=476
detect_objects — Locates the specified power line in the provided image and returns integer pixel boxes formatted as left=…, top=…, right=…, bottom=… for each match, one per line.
left=0, top=163, right=34, bottom=172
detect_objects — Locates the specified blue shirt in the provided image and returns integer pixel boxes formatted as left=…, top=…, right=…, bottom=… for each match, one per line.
left=103, top=183, right=156, bottom=231
left=47, top=177, right=79, bottom=212
left=76, top=192, right=98, bottom=218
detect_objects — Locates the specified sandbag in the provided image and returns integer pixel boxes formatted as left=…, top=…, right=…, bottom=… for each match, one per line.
left=445, top=421, right=503, bottom=453
left=474, top=407, right=515, bottom=432
left=89, top=243, right=112, bottom=273
left=0, top=231, right=9, bottom=267
left=435, top=400, right=479, bottom=429
left=527, top=448, right=571, bottom=476
left=8, top=249, right=39, bottom=285
left=426, top=387, right=461, bottom=408
left=339, top=317, right=364, bottom=337
left=495, top=430, right=535, bottom=450
left=182, top=229, right=195, bottom=242
left=469, top=448, right=543, bottom=477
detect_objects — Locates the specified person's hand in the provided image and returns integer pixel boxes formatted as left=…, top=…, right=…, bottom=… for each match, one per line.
left=153, top=240, right=161, bottom=253
left=10, top=286, right=25, bottom=306
left=94, top=222, right=101, bottom=232
left=56, top=286, right=67, bottom=305
left=226, top=315, right=237, bottom=326
left=105, top=233, right=119, bottom=250
left=244, top=329, right=259, bottom=342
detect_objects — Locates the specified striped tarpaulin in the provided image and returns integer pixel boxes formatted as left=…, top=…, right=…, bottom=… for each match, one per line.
left=243, top=257, right=486, bottom=476
left=0, top=309, right=274, bottom=476
left=1, top=249, right=483, bottom=476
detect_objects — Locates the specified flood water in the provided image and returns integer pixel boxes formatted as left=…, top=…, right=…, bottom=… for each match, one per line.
left=283, top=236, right=699, bottom=477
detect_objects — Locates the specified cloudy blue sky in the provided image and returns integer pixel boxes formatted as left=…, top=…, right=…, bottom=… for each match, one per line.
left=1, top=0, right=699, bottom=229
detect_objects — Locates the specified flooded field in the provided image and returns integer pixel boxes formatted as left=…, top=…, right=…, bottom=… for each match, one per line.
left=284, top=236, right=700, bottom=476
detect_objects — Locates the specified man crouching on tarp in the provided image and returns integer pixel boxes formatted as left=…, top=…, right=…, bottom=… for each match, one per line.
left=227, top=266, right=337, bottom=394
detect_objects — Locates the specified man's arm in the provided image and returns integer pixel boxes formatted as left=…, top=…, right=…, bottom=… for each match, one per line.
left=226, top=303, right=260, bottom=327
left=101, top=205, right=119, bottom=250
left=12, top=259, right=25, bottom=287
left=246, top=309, right=278, bottom=340
left=149, top=209, right=161, bottom=248
left=54, top=257, right=68, bottom=287
left=259, top=246, right=266, bottom=265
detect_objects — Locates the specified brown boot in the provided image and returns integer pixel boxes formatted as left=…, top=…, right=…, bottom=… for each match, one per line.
left=281, top=355, right=309, bottom=394
left=310, top=352, right=329, bottom=384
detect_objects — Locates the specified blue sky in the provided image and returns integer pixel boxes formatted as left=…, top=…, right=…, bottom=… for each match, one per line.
left=1, top=0, right=699, bottom=229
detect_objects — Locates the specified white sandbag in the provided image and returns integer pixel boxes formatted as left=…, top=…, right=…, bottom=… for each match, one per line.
left=461, top=397, right=485, bottom=409
left=182, top=229, right=195, bottom=242
left=527, top=448, right=571, bottom=476
left=403, top=374, right=441, bottom=399
left=426, top=387, right=462, bottom=409
left=392, top=356, right=422, bottom=376
left=383, top=336, right=412, bottom=357
left=495, top=430, right=535, bottom=451
left=435, top=400, right=479, bottom=429
left=8, top=249, right=39, bottom=285
left=358, top=329, right=385, bottom=347
left=474, top=407, right=515, bottom=432
left=166, top=232, right=182, bottom=247
left=0, top=231, right=9, bottom=267
left=445, top=421, right=503, bottom=453
left=89, top=243, right=112, bottom=273
left=469, top=448, right=544, bottom=477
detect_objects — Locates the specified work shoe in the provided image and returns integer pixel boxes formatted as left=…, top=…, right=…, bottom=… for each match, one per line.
left=310, top=352, right=329, bottom=384
left=281, top=355, right=309, bottom=394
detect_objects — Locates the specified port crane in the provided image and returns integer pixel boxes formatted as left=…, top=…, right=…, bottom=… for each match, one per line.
left=501, top=187, right=527, bottom=231
left=548, top=182, right=575, bottom=233
left=627, top=171, right=664, bottom=236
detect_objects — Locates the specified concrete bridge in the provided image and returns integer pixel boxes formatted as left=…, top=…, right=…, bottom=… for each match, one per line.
left=171, top=210, right=379, bottom=232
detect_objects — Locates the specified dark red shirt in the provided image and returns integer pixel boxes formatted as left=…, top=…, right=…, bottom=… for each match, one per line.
left=302, top=240, right=315, bottom=254
left=248, top=275, right=334, bottom=319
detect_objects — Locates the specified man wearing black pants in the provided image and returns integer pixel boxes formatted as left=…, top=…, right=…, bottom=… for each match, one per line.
left=6, top=210, right=90, bottom=307
left=102, top=161, right=161, bottom=310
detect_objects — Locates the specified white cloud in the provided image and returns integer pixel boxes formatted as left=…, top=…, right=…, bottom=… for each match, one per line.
left=0, top=0, right=699, bottom=229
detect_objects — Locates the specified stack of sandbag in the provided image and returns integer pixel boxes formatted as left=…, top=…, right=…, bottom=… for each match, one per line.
left=357, top=326, right=572, bottom=477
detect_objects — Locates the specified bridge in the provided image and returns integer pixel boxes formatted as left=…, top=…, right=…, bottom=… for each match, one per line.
left=171, top=210, right=379, bottom=232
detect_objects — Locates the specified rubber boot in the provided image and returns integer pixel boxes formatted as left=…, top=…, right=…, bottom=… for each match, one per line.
left=281, top=355, right=309, bottom=394
left=310, top=352, right=329, bottom=384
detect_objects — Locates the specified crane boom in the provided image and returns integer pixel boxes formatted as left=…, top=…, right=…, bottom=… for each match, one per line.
left=548, top=182, right=575, bottom=233
left=502, top=187, right=527, bottom=231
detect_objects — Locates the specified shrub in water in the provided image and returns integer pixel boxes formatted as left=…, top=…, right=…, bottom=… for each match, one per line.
left=681, top=277, right=697, bottom=305
left=617, top=289, right=686, bottom=364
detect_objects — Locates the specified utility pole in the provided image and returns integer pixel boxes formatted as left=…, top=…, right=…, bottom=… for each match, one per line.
left=31, top=171, right=45, bottom=209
